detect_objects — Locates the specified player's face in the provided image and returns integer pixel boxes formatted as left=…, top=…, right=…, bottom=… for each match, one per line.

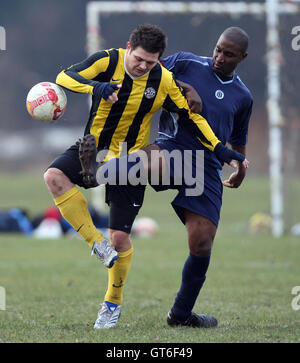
left=212, top=35, right=247, bottom=77
left=125, top=43, right=159, bottom=77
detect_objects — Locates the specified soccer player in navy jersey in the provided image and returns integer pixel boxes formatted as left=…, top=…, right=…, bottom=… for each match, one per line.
left=150, top=26, right=253, bottom=327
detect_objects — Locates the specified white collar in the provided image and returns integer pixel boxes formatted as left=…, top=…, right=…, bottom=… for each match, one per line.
left=213, top=71, right=235, bottom=85
left=124, top=51, right=151, bottom=80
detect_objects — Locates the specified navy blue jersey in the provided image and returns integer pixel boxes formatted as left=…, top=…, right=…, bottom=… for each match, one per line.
left=159, top=52, right=253, bottom=169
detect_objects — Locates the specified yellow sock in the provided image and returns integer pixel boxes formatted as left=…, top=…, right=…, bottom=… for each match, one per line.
left=104, top=246, right=134, bottom=306
left=54, top=187, right=104, bottom=248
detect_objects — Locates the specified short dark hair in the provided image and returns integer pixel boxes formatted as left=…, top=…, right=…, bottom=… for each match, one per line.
left=222, top=27, right=249, bottom=54
left=129, top=24, right=167, bottom=57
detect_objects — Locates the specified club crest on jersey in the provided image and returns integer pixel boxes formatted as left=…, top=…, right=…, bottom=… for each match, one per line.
left=144, top=87, right=156, bottom=99
left=215, top=90, right=224, bottom=100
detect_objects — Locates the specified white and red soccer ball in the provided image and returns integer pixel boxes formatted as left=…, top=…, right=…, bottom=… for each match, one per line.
left=132, top=217, right=159, bottom=238
left=26, top=82, right=67, bottom=123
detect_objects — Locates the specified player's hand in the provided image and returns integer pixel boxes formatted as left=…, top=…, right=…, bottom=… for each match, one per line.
left=214, top=142, right=249, bottom=167
left=228, top=159, right=249, bottom=169
left=186, top=89, right=202, bottom=113
left=177, top=80, right=202, bottom=113
left=93, top=82, right=122, bottom=103
left=106, top=84, right=122, bottom=103
left=223, top=168, right=246, bottom=188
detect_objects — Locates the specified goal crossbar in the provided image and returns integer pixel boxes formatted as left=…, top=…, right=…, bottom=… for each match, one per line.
left=87, top=1, right=298, bottom=15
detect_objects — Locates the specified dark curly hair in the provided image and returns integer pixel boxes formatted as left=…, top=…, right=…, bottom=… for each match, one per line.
left=129, top=24, right=167, bottom=57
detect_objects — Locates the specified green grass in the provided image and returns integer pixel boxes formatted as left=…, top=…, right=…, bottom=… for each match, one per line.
left=0, top=172, right=300, bottom=343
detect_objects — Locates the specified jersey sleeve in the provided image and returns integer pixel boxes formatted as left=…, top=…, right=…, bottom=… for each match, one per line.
left=56, top=50, right=110, bottom=95
left=160, top=52, right=191, bottom=74
left=162, top=75, right=220, bottom=151
left=229, top=97, right=253, bottom=146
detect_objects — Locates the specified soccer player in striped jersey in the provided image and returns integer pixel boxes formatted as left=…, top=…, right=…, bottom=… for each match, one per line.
left=43, top=24, right=247, bottom=329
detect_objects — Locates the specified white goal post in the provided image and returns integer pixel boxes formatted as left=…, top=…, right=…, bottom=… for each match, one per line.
left=86, top=0, right=300, bottom=237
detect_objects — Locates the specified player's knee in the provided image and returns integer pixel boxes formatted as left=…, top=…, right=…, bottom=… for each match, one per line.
left=110, top=230, right=131, bottom=251
left=191, top=243, right=212, bottom=257
left=44, top=168, right=54, bottom=186
left=44, top=168, right=59, bottom=186
left=188, top=233, right=214, bottom=256
left=44, top=168, right=69, bottom=195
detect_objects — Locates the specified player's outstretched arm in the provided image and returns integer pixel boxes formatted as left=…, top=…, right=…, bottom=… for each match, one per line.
left=176, top=80, right=202, bottom=113
left=56, top=51, right=121, bottom=102
left=56, top=70, right=121, bottom=102
left=93, top=83, right=122, bottom=103
left=213, top=143, right=249, bottom=168
left=223, top=145, right=248, bottom=188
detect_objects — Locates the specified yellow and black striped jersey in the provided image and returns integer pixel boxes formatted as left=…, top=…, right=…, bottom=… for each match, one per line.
left=56, top=48, right=220, bottom=158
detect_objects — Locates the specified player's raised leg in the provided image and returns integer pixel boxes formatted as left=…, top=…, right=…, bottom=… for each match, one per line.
left=44, top=166, right=118, bottom=268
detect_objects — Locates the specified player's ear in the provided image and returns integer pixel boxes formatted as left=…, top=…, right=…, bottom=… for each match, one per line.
left=126, top=42, right=131, bottom=52
left=241, top=52, right=248, bottom=61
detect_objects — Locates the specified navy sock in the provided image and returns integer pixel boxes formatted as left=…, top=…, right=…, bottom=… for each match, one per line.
left=172, top=253, right=211, bottom=321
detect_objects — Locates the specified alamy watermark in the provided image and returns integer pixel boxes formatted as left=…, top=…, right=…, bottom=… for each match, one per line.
left=95, top=143, right=204, bottom=197
left=0, top=26, right=6, bottom=50
left=291, top=26, right=300, bottom=51
left=0, top=286, right=5, bottom=310
left=291, top=286, right=300, bottom=311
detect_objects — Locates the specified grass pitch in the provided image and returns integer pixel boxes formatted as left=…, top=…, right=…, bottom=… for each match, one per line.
left=0, top=172, right=299, bottom=343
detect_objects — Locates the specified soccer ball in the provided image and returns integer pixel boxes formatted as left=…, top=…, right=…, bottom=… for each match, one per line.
left=132, top=217, right=159, bottom=238
left=26, top=82, right=67, bottom=123
left=249, top=213, right=272, bottom=233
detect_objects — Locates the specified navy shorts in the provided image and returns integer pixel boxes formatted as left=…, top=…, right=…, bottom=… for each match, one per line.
left=152, top=139, right=223, bottom=227
left=48, top=144, right=145, bottom=233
